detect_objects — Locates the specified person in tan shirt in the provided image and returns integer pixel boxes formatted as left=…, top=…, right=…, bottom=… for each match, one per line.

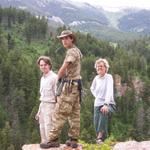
left=35, top=56, right=57, bottom=144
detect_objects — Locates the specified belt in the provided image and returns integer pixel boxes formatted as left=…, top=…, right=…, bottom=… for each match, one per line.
left=63, top=79, right=80, bottom=83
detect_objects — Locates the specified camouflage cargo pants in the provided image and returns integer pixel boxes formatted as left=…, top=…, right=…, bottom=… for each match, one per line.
left=49, top=83, right=80, bottom=140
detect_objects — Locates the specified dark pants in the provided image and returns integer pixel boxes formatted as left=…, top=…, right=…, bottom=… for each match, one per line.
left=94, top=104, right=116, bottom=138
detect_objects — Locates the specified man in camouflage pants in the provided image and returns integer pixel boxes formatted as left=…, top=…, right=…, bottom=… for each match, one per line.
left=40, top=30, right=83, bottom=149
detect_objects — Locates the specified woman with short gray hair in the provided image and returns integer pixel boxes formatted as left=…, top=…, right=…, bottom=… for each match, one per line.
left=94, top=58, right=109, bottom=73
left=90, top=58, right=116, bottom=144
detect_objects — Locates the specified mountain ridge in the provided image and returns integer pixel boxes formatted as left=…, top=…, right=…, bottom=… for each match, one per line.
left=1, top=0, right=150, bottom=40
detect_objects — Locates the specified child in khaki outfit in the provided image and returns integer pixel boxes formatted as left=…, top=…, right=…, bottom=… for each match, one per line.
left=35, top=56, right=57, bottom=144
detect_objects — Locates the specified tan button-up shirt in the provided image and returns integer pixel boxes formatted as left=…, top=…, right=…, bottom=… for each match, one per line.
left=40, top=70, right=57, bottom=103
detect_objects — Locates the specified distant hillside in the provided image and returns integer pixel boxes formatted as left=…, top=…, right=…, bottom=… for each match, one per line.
left=1, top=0, right=150, bottom=40
left=118, top=9, right=150, bottom=33
left=0, top=0, right=108, bottom=25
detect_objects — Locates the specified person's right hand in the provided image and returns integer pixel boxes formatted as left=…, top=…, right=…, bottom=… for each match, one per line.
left=100, top=105, right=109, bottom=115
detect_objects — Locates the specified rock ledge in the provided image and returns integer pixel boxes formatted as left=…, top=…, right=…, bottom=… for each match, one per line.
left=22, top=144, right=82, bottom=150
left=113, top=140, right=150, bottom=150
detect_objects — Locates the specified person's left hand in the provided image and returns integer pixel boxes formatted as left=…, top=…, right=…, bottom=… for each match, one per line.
left=35, top=113, right=40, bottom=121
left=100, top=105, right=109, bottom=115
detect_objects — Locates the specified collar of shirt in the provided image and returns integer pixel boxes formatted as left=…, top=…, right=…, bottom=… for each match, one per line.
left=98, top=73, right=107, bottom=79
left=43, top=70, right=52, bottom=78
left=66, top=44, right=76, bottom=50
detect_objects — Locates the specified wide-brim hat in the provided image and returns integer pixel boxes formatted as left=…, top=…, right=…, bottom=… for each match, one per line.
left=57, top=30, right=73, bottom=39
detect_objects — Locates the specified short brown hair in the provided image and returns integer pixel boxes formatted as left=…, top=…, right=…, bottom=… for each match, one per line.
left=37, top=56, right=52, bottom=69
left=68, top=34, right=76, bottom=43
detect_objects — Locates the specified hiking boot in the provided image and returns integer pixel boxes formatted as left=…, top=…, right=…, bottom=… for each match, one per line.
left=101, top=132, right=106, bottom=141
left=96, top=132, right=107, bottom=145
left=96, top=138, right=104, bottom=145
left=65, top=137, right=78, bottom=148
left=40, top=139, right=60, bottom=149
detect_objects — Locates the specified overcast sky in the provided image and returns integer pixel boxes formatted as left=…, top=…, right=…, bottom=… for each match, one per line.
left=70, top=0, right=150, bottom=11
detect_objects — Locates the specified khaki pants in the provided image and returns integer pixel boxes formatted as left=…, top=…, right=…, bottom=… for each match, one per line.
left=49, top=83, right=80, bottom=140
left=39, top=102, right=55, bottom=143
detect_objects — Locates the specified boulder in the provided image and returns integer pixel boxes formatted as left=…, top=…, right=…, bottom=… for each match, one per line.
left=113, top=141, right=150, bottom=150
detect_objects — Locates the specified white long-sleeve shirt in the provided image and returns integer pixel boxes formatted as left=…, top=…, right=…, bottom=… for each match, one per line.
left=40, top=70, right=57, bottom=103
left=90, top=73, right=115, bottom=106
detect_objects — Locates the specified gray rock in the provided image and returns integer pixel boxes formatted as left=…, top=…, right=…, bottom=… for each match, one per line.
left=22, top=144, right=82, bottom=150
left=113, top=141, right=150, bottom=150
